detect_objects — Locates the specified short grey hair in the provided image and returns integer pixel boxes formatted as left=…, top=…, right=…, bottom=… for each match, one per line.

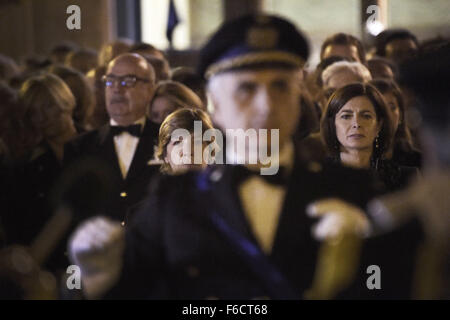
left=322, top=61, right=372, bottom=88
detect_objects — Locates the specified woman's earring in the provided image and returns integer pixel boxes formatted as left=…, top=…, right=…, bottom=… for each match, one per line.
left=375, top=136, right=379, bottom=150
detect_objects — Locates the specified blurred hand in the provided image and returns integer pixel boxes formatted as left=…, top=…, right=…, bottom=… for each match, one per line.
left=307, top=198, right=371, bottom=240
left=68, top=217, right=125, bottom=299
left=412, top=170, right=450, bottom=243
left=0, top=245, right=57, bottom=299
left=305, top=198, right=370, bottom=299
left=368, top=169, right=450, bottom=244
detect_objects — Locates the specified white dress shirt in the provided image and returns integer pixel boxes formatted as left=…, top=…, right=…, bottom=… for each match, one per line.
left=110, top=117, right=146, bottom=179
left=237, top=142, right=295, bottom=254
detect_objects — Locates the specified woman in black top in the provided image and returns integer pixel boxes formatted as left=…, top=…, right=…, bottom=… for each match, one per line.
left=320, top=83, right=417, bottom=192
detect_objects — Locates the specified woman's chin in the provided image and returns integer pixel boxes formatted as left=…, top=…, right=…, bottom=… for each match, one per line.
left=343, top=143, right=373, bottom=151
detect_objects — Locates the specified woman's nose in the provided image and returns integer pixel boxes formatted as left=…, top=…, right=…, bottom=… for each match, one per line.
left=352, top=117, right=361, bottom=128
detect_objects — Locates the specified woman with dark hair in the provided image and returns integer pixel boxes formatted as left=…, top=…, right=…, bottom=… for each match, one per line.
left=321, top=83, right=415, bottom=191
left=370, top=78, right=421, bottom=168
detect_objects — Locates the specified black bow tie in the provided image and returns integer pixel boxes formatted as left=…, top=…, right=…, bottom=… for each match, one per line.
left=233, top=165, right=289, bottom=186
left=110, top=124, right=142, bottom=137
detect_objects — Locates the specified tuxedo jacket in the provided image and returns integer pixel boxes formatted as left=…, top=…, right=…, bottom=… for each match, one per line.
left=105, top=161, right=401, bottom=299
left=63, top=118, right=160, bottom=222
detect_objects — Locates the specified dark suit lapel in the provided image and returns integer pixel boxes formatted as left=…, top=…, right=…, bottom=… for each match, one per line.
left=126, top=118, right=159, bottom=181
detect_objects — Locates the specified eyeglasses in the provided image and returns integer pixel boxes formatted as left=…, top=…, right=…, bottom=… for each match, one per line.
left=102, top=75, right=151, bottom=88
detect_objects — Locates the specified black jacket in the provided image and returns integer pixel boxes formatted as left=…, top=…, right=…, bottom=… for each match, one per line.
left=63, top=118, right=160, bottom=222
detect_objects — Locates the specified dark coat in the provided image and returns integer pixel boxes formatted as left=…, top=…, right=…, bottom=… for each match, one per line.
left=0, top=146, right=72, bottom=273
left=1, top=147, right=62, bottom=246
left=106, top=162, right=385, bottom=299
left=325, top=157, right=419, bottom=193
left=391, top=146, right=422, bottom=169
left=63, top=118, right=160, bottom=222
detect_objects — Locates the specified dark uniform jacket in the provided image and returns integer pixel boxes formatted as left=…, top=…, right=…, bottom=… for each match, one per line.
left=63, top=118, right=160, bottom=222
left=106, top=162, right=388, bottom=299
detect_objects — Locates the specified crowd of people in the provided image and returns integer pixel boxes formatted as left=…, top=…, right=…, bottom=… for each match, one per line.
left=0, top=13, right=448, bottom=300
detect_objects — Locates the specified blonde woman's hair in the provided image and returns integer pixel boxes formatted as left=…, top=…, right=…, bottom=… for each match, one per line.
left=19, top=73, right=75, bottom=146
left=48, top=65, right=95, bottom=131
left=157, top=108, right=214, bottom=174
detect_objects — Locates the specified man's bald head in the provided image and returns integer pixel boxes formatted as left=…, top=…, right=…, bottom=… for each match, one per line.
left=108, top=53, right=156, bottom=85
left=104, top=53, right=156, bottom=125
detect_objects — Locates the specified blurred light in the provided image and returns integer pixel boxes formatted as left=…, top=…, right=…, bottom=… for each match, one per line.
left=366, top=20, right=385, bottom=36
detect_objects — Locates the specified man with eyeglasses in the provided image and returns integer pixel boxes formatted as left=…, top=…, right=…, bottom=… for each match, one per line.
left=63, top=53, right=160, bottom=223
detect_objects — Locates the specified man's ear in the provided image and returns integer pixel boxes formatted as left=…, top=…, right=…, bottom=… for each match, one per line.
left=206, top=84, right=220, bottom=123
left=206, top=90, right=216, bottom=115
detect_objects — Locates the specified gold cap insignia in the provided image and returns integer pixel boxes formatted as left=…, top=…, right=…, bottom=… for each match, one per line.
left=246, top=26, right=279, bottom=50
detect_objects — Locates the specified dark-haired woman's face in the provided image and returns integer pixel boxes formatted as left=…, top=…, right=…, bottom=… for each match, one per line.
left=383, top=92, right=400, bottom=133
left=335, top=96, right=381, bottom=152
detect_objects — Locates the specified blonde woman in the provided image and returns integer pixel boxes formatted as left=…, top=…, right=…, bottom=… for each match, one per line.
left=19, top=73, right=77, bottom=161
left=6, top=73, right=77, bottom=251
left=148, top=80, right=204, bottom=125
left=156, top=108, right=215, bottom=174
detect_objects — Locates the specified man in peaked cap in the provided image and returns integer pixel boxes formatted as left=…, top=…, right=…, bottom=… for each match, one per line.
left=198, top=14, right=309, bottom=78
left=68, top=14, right=379, bottom=300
